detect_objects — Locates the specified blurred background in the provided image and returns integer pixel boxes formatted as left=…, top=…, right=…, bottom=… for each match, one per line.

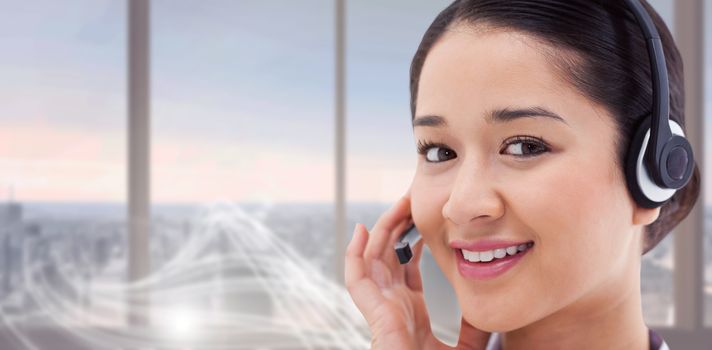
left=0, top=0, right=710, bottom=349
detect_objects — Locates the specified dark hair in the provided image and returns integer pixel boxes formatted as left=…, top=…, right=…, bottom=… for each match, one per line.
left=409, top=0, right=700, bottom=255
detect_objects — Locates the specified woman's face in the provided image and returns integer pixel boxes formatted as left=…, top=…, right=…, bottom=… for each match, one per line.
left=410, top=26, right=658, bottom=332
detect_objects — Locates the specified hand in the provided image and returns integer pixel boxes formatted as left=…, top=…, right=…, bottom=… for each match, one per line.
left=345, top=193, right=491, bottom=349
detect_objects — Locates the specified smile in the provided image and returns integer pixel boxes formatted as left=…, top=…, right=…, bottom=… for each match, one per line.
left=455, top=241, right=534, bottom=280
left=462, top=242, right=534, bottom=262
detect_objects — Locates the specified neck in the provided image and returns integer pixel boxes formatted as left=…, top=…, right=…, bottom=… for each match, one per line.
left=501, top=239, right=649, bottom=350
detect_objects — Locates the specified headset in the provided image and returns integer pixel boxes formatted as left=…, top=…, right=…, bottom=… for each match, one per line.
left=396, top=0, right=696, bottom=264
left=623, top=0, right=695, bottom=209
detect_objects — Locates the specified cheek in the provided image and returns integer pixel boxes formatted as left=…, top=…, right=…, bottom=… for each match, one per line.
left=410, top=174, right=449, bottom=241
left=410, top=174, right=456, bottom=278
left=500, top=156, right=633, bottom=316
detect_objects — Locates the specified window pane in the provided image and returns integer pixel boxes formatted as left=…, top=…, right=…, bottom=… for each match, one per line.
left=0, top=0, right=127, bottom=346
left=151, top=0, right=340, bottom=347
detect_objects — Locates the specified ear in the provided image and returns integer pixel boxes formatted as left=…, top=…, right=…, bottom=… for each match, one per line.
left=632, top=205, right=661, bottom=226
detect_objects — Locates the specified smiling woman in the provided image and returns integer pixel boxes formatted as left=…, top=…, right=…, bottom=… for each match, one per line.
left=345, top=0, right=700, bottom=349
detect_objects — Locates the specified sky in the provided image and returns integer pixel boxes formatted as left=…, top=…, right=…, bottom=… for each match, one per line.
left=0, top=0, right=710, bottom=204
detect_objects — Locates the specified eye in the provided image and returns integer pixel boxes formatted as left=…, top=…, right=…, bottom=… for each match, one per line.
left=501, top=136, right=550, bottom=158
left=416, top=140, right=456, bottom=163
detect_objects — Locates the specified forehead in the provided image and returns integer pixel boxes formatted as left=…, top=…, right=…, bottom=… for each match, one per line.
left=416, top=26, right=585, bottom=126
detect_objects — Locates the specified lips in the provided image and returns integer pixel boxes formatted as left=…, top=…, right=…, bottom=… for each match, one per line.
left=461, top=242, right=533, bottom=263
left=452, top=239, right=535, bottom=280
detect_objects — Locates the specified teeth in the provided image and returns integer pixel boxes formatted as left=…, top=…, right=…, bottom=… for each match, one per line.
left=462, top=250, right=480, bottom=262
left=479, top=251, right=494, bottom=262
left=462, top=242, right=533, bottom=263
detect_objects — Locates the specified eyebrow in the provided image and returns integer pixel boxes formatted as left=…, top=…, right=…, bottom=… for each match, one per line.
left=412, top=106, right=569, bottom=128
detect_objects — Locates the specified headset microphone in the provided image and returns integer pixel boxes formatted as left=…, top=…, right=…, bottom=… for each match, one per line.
left=623, top=0, right=695, bottom=209
left=395, top=223, right=421, bottom=264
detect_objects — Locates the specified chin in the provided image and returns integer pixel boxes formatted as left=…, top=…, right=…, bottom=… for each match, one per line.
left=460, top=305, right=528, bottom=333
left=456, top=289, right=534, bottom=333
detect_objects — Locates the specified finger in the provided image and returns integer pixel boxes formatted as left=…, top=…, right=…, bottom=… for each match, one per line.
left=455, top=317, right=491, bottom=350
left=346, top=223, right=368, bottom=259
left=344, top=224, right=389, bottom=320
left=364, top=196, right=411, bottom=260
left=404, top=238, right=425, bottom=292
left=345, top=223, right=368, bottom=289
left=345, top=222, right=395, bottom=288
left=363, top=195, right=412, bottom=261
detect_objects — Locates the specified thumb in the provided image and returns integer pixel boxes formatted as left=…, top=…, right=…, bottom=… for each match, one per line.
left=455, top=317, right=491, bottom=350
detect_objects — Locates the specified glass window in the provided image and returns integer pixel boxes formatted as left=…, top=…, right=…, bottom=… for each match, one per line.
left=150, top=0, right=337, bottom=345
left=0, top=0, right=127, bottom=336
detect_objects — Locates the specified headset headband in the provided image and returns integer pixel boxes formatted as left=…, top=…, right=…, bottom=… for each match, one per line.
left=624, top=0, right=671, bottom=174
left=624, top=0, right=693, bottom=191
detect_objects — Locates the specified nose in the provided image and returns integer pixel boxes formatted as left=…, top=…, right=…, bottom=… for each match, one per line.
left=442, top=160, right=505, bottom=226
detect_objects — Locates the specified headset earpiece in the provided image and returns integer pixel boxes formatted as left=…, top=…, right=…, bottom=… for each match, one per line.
left=653, top=133, right=694, bottom=187
left=625, top=116, right=693, bottom=209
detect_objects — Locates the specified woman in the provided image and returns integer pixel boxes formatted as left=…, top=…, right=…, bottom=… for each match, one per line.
left=344, top=0, right=700, bottom=349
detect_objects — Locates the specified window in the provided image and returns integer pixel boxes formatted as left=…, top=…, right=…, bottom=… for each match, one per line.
left=0, top=0, right=127, bottom=332
left=150, top=0, right=338, bottom=340
left=150, top=0, right=336, bottom=263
